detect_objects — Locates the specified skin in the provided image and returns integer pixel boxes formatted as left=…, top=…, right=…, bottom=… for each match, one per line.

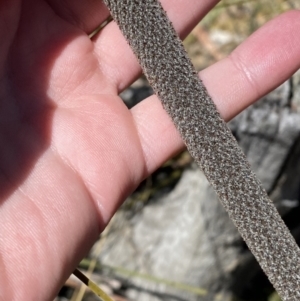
left=0, top=0, right=300, bottom=300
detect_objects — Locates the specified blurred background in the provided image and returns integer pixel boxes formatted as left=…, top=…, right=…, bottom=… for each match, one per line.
left=56, top=1, right=300, bottom=301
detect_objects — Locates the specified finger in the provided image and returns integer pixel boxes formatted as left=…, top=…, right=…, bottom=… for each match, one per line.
left=46, top=0, right=110, bottom=34
left=131, top=10, right=300, bottom=175
left=202, top=10, right=300, bottom=120
left=93, top=0, right=220, bottom=91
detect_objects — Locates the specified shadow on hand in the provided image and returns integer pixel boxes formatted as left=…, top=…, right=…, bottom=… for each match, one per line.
left=0, top=22, right=85, bottom=205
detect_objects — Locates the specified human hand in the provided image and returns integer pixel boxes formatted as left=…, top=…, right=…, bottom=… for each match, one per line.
left=1, top=1, right=300, bottom=300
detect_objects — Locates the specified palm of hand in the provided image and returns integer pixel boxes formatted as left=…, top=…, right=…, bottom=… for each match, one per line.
left=1, top=0, right=300, bottom=300
left=1, top=1, right=153, bottom=299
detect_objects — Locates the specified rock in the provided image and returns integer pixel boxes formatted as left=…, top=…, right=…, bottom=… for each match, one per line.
left=99, top=71, right=300, bottom=301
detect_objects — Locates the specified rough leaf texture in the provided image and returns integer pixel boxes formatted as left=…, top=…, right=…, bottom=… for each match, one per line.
left=102, top=0, right=300, bottom=299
